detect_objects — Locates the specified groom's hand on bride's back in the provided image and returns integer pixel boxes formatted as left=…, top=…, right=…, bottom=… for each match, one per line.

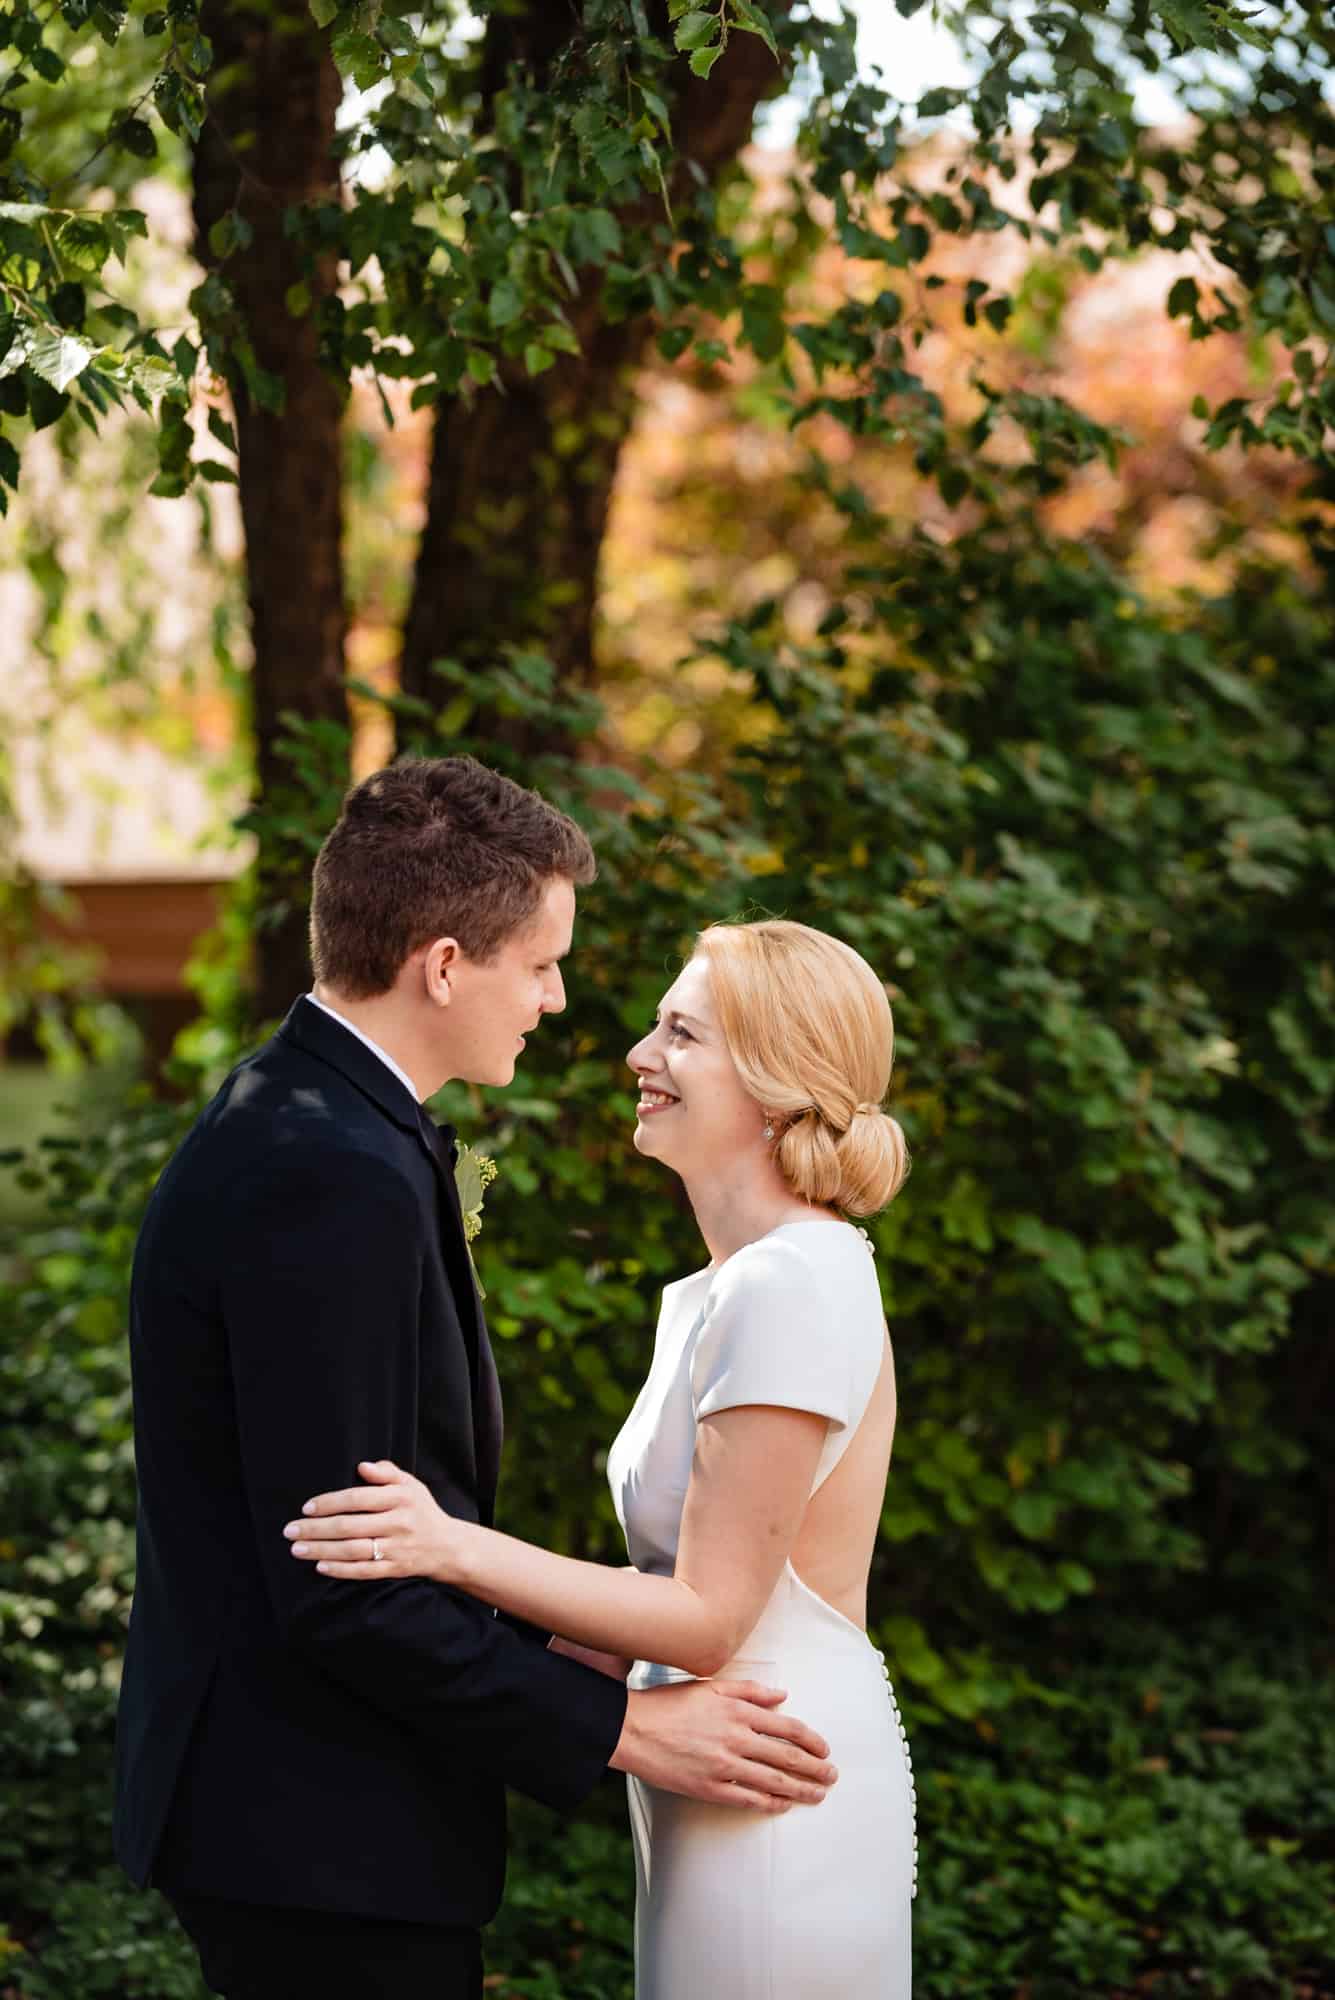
left=608, top=1679, right=837, bottom=1812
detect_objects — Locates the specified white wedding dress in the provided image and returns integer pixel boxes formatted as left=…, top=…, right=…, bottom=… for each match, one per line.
left=607, top=1220, right=916, bottom=2000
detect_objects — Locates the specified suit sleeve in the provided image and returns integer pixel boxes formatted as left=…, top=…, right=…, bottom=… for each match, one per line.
left=219, top=1143, right=626, bottom=1811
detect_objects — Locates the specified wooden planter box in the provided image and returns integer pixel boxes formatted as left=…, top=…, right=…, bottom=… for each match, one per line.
left=30, top=876, right=240, bottom=1073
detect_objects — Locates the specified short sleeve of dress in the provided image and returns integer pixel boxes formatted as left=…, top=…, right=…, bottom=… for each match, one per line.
left=690, top=1233, right=854, bottom=1432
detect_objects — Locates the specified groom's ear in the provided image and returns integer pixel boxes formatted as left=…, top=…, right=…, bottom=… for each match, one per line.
left=422, top=937, right=463, bottom=1007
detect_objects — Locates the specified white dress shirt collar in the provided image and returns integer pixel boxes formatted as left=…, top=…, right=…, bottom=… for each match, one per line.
left=303, top=991, right=421, bottom=1105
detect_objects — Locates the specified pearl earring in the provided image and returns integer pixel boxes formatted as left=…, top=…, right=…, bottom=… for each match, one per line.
left=763, top=1117, right=775, bottom=1140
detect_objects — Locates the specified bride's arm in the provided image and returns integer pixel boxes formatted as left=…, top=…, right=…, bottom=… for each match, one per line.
left=286, top=1408, right=828, bottom=1680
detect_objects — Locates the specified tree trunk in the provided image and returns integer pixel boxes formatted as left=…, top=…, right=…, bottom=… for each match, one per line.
left=399, top=6, right=790, bottom=736
left=193, top=0, right=347, bottom=1023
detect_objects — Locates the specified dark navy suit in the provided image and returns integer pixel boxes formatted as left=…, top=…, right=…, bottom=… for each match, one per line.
left=114, top=996, right=625, bottom=1960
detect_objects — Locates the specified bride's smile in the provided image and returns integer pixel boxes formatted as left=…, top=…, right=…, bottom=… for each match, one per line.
left=637, top=1088, right=679, bottom=1113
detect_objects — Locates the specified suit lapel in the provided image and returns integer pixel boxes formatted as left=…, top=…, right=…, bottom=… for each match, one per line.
left=277, top=998, right=503, bottom=1524
left=415, top=1115, right=504, bottom=1527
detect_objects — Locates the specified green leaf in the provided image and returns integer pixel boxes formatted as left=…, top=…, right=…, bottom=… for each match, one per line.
left=487, top=279, right=524, bottom=329
left=0, top=433, right=19, bottom=491
left=331, top=30, right=385, bottom=89
left=285, top=280, right=312, bottom=319
left=143, top=9, right=168, bottom=32
left=113, top=115, right=157, bottom=159
left=570, top=208, right=622, bottom=264
left=638, top=81, right=672, bottom=137
left=26, top=373, right=69, bottom=430
left=1, top=243, right=42, bottom=290
left=732, top=0, right=779, bottom=58
left=1011, top=1491, right=1059, bottom=1540
left=1167, top=276, right=1199, bottom=320
left=309, top=0, right=339, bottom=23
left=196, top=459, right=238, bottom=484
left=1310, top=277, right=1335, bottom=335
left=1090, top=118, right=1130, bottom=161
left=26, top=329, right=93, bottom=393
left=674, top=9, right=718, bottom=50
left=55, top=217, right=110, bottom=274
left=524, top=343, right=556, bottom=376
left=465, top=350, right=496, bottom=386
left=127, top=354, right=179, bottom=399
left=208, top=212, right=254, bottom=260
left=454, top=1143, right=498, bottom=1240
left=937, top=463, right=969, bottom=507
left=0, top=322, right=26, bottom=380
left=247, top=362, right=285, bottom=414
left=740, top=285, right=786, bottom=360
left=51, top=281, right=86, bottom=330
left=0, top=201, right=51, bottom=224
left=1154, top=0, right=1219, bottom=54
left=207, top=407, right=236, bottom=452
left=378, top=18, right=420, bottom=54
left=688, top=41, right=724, bottom=78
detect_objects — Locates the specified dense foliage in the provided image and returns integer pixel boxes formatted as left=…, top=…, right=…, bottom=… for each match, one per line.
left=3, top=1, right=1334, bottom=1993
left=4, top=0, right=1334, bottom=1006
left=4, top=517, right=1334, bottom=1990
left=4, top=0, right=1332, bottom=500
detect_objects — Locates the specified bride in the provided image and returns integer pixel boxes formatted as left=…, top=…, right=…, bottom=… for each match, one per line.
left=287, top=918, right=916, bottom=1998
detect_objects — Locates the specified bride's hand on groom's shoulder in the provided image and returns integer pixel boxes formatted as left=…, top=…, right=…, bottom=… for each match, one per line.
left=284, top=1460, right=465, bottom=1584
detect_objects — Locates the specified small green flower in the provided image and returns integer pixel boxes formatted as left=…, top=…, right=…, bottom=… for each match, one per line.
left=454, top=1142, right=498, bottom=1296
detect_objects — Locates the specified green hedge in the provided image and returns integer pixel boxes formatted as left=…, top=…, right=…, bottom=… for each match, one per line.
left=2, top=532, right=1333, bottom=1996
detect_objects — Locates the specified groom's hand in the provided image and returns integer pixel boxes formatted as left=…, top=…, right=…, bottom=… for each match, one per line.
left=608, top=1680, right=837, bottom=1812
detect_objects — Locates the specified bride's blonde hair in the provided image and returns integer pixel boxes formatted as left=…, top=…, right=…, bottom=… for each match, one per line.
left=693, top=919, right=910, bottom=1218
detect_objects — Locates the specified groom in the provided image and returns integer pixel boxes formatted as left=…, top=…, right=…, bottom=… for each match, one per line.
left=114, top=755, right=835, bottom=2000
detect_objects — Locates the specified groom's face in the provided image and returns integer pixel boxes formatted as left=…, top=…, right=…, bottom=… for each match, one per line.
left=439, top=875, right=575, bottom=1087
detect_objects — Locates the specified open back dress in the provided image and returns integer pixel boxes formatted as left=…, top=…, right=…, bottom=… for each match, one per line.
left=606, top=1219, right=915, bottom=2000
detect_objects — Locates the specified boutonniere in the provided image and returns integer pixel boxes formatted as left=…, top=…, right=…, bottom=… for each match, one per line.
left=454, top=1142, right=498, bottom=1297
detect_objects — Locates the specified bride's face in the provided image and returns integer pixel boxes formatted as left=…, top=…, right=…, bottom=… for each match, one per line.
left=626, top=957, right=766, bottom=1176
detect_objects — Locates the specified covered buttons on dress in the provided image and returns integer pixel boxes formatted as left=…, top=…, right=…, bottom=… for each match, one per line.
left=875, top=1648, right=918, bottom=1900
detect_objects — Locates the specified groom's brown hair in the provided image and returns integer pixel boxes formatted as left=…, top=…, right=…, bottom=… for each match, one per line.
left=309, top=755, right=596, bottom=997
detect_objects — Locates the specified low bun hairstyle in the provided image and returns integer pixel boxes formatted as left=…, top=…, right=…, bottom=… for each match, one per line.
left=694, top=919, right=910, bottom=1218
